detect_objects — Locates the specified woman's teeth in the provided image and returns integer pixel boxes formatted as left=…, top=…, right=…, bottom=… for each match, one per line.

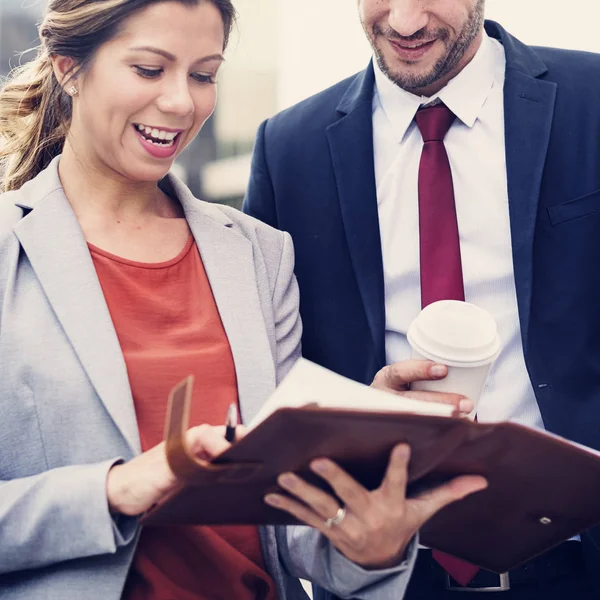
left=135, top=124, right=178, bottom=146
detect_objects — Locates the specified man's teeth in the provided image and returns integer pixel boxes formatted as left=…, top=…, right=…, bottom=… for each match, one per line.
left=135, top=124, right=178, bottom=145
left=403, top=41, right=430, bottom=49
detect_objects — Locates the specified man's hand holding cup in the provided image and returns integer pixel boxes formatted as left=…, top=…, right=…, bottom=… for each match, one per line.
left=373, top=301, right=501, bottom=419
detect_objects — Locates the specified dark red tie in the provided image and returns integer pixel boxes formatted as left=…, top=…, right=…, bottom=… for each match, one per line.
left=416, top=104, right=479, bottom=587
left=416, top=104, right=464, bottom=308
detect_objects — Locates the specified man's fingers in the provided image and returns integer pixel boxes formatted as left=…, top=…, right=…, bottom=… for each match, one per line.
left=379, top=444, right=410, bottom=500
left=264, top=493, right=335, bottom=533
left=276, top=472, right=341, bottom=521
left=264, top=492, right=364, bottom=554
left=372, top=360, right=447, bottom=392
left=410, top=475, right=488, bottom=525
left=309, top=459, right=371, bottom=515
left=396, top=390, right=473, bottom=414
left=371, top=361, right=472, bottom=413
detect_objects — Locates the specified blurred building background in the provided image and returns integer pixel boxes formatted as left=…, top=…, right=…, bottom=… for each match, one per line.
left=1, top=0, right=599, bottom=207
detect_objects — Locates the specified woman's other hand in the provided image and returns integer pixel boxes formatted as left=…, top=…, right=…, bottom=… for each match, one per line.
left=265, top=444, right=487, bottom=570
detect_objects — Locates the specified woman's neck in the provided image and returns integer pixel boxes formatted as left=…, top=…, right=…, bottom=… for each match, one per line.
left=58, top=141, right=180, bottom=224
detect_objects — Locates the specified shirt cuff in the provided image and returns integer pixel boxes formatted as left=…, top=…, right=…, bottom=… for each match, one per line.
left=325, top=534, right=419, bottom=599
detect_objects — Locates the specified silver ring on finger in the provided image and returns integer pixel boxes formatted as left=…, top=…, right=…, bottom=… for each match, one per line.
left=324, top=506, right=347, bottom=528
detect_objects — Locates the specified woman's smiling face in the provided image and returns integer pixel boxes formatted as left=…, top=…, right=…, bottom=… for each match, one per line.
left=63, top=1, right=225, bottom=182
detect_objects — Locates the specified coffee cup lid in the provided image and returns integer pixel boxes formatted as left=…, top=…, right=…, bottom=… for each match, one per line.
left=407, top=300, right=501, bottom=367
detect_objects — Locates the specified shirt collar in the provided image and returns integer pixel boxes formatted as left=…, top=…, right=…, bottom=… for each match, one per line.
left=373, top=32, right=499, bottom=142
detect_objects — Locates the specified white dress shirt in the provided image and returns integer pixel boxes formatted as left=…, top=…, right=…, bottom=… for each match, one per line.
left=373, top=33, right=544, bottom=429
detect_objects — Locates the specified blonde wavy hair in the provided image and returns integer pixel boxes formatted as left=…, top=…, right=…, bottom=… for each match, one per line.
left=0, top=0, right=235, bottom=192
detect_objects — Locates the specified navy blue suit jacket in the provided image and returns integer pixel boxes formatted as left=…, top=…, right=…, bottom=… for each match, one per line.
left=244, top=21, right=600, bottom=587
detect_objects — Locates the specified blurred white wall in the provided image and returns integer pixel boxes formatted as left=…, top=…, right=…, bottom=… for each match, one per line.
left=486, top=0, right=600, bottom=51
left=214, top=0, right=279, bottom=145
left=276, top=1, right=370, bottom=111
left=276, top=0, right=600, bottom=111
left=206, top=0, right=600, bottom=200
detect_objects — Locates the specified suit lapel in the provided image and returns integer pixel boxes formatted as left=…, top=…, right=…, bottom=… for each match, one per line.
left=489, top=22, right=557, bottom=354
left=13, top=167, right=141, bottom=455
left=172, top=181, right=276, bottom=425
left=504, top=75, right=556, bottom=354
left=326, top=64, right=386, bottom=369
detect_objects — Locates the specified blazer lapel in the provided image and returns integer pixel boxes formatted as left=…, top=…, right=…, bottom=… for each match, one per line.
left=171, top=180, right=276, bottom=425
left=488, top=21, right=557, bottom=354
left=13, top=162, right=141, bottom=455
left=12, top=162, right=276, bottom=453
left=326, top=64, right=386, bottom=369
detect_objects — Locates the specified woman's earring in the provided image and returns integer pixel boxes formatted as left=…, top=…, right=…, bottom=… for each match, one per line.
left=67, top=85, right=78, bottom=97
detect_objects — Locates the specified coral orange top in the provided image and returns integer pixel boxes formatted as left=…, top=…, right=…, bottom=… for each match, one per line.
left=89, top=236, right=278, bottom=600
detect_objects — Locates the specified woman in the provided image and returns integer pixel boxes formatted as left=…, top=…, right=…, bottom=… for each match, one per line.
left=0, top=1, right=486, bottom=599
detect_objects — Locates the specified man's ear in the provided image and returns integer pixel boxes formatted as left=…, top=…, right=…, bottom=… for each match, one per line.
left=50, top=54, right=78, bottom=91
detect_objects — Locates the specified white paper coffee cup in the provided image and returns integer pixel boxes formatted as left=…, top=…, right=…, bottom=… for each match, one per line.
left=407, top=300, right=501, bottom=417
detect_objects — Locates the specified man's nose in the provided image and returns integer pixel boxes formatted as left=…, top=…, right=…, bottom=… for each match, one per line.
left=387, top=0, right=430, bottom=38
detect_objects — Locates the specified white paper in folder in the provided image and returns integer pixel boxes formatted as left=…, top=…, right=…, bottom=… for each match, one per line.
left=249, top=358, right=455, bottom=430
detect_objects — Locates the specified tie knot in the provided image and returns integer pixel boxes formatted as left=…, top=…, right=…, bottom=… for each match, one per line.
left=415, top=104, right=456, bottom=142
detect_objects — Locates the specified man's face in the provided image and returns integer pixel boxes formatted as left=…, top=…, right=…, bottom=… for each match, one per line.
left=359, top=0, right=485, bottom=96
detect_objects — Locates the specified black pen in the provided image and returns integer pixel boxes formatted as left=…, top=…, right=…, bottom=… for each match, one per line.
left=225, top=402, right=238, bottom=443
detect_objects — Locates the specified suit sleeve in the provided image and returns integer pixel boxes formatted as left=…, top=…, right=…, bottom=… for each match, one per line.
left=277, top=525, right=419, bottom=600
left=271, top=230, right=302, bottom=382
left=0, top=226, right=137, bottom=574
left=0, top=461, right=138, bottom=574
left=242, top=120, right=279, bottom=229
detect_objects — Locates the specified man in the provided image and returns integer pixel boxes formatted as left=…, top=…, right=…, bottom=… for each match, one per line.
left=243, top=0, right=600, bottom=598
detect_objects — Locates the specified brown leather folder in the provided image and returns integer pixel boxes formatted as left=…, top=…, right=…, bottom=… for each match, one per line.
left=142, top=376, right=600, bottom=573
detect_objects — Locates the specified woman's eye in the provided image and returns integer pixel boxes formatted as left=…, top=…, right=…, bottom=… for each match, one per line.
left=191, top=73, right=217, bottom=84
left=134, top=66, right=163, bottom=79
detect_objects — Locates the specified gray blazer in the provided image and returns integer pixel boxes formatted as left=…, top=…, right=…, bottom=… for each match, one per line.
left=0, top=158, right=415, bottom=600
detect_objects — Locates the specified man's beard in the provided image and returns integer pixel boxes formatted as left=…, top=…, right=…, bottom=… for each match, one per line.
left=366, top=0, right=485, bottom=93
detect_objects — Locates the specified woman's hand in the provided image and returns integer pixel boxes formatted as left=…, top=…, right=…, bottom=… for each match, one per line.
left=106, top=425, right=231, bottom=516
left=264, top=444, right=487, bottom=570
left=372, top=360, right=474, bottom=416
